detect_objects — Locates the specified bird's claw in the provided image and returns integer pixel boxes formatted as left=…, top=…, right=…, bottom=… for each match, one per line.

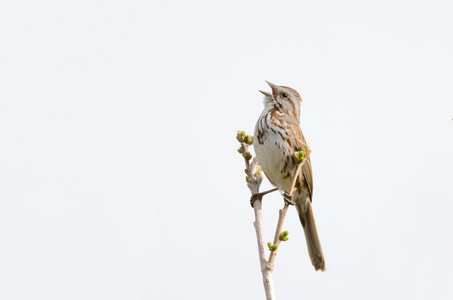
left=250, top=193, right=264, bottom=207
left=283, top=193, right=294, bottom=206
left=250, top=188, right=279, bottom=208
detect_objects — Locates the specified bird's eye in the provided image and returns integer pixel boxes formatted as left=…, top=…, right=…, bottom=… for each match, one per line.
left=281, top=93, right=288, bottom=98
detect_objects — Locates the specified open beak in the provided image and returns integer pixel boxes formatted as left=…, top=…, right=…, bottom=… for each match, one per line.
left=259, top=81, right=277, bottom=98
left=259, top=90, right=272, bottom=97
left=265, top=81, right=277, bottom=90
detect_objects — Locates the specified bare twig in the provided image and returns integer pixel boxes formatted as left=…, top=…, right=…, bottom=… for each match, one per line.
left=237, top=131, right=274, bottom=300
left=267, top=159, right=306, bottom=267
left=237, top=130, right=310, bottom=300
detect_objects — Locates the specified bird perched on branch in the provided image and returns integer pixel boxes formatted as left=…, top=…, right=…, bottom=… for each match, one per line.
left=254, top=81, right=325, bottom=271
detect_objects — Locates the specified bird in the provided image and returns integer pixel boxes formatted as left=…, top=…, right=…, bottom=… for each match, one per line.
left=253, top=81, right=325, bottom=271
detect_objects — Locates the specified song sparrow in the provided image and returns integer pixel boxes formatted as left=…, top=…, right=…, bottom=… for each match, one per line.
left=254, top=81, right=325, bottom=271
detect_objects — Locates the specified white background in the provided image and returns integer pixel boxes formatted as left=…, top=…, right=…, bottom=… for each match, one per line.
left=1, top=0, right=452, bottom=299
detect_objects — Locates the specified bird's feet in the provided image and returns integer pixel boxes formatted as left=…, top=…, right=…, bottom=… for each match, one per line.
left=250, top=193, right=264, bottom=207
left=283, top=192, right=295, bottom=206
left=250, top=187, right=279, bottom=207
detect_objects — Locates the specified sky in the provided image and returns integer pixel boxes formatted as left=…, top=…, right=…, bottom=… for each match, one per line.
left=1, top=0, right=452, bottom=299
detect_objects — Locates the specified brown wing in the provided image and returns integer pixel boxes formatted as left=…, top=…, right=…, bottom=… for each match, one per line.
left=302, top=157, right=313, bottom=201
left=290, top=123, right=314, bottom=201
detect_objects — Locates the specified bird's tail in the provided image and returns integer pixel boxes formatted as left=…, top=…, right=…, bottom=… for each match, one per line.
left=295, top=196, right=325, bottom=271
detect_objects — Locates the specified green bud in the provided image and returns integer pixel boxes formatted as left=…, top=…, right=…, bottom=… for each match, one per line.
left=280, top=231, right=289, bottom=241
left=241, top=131, right=246, bottom=142
left=299, top=153, right=305, bottom=163
left=268, top=242, right=278, bottom=251
left=293, top=151, right=305, bottom=162
left=236, top=130, right=246, bottom=142
left=301, top=144, right=311, bottom=156
left=245, top=135, right=254, bottom=145
left=256, top=167, right=263, bottom=177
left=237, top=147, right=244, bottom=154
left=244, top=152, right=252, bottom=161
left=267, top=242, right=273, bottom=251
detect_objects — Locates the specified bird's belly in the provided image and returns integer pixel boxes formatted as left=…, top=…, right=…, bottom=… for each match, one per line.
left=254, top=134, right=293, bottom=193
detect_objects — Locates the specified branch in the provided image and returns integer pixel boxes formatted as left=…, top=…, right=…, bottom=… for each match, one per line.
left=267, top=158, right=307, bottom=267
left=237, top=131, right=274, bottom=300
left=237, top=131, right=311, bottom=299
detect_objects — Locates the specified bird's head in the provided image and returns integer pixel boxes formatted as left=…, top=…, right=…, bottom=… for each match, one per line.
left=259, top=81, right=302, bottom=120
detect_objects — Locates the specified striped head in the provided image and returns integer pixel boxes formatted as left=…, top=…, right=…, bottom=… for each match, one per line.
left=259, top=81, right=302, bottom=121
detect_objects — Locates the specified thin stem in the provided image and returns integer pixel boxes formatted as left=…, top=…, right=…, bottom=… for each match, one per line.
left=237, top=129, right=310, bottom=299
left=267, top=159, right=307, bottom=267
left=239, top=139, right=274, bottom=300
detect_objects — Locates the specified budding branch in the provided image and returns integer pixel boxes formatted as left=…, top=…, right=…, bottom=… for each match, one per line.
left=237, top=130, right=309, bottom=300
